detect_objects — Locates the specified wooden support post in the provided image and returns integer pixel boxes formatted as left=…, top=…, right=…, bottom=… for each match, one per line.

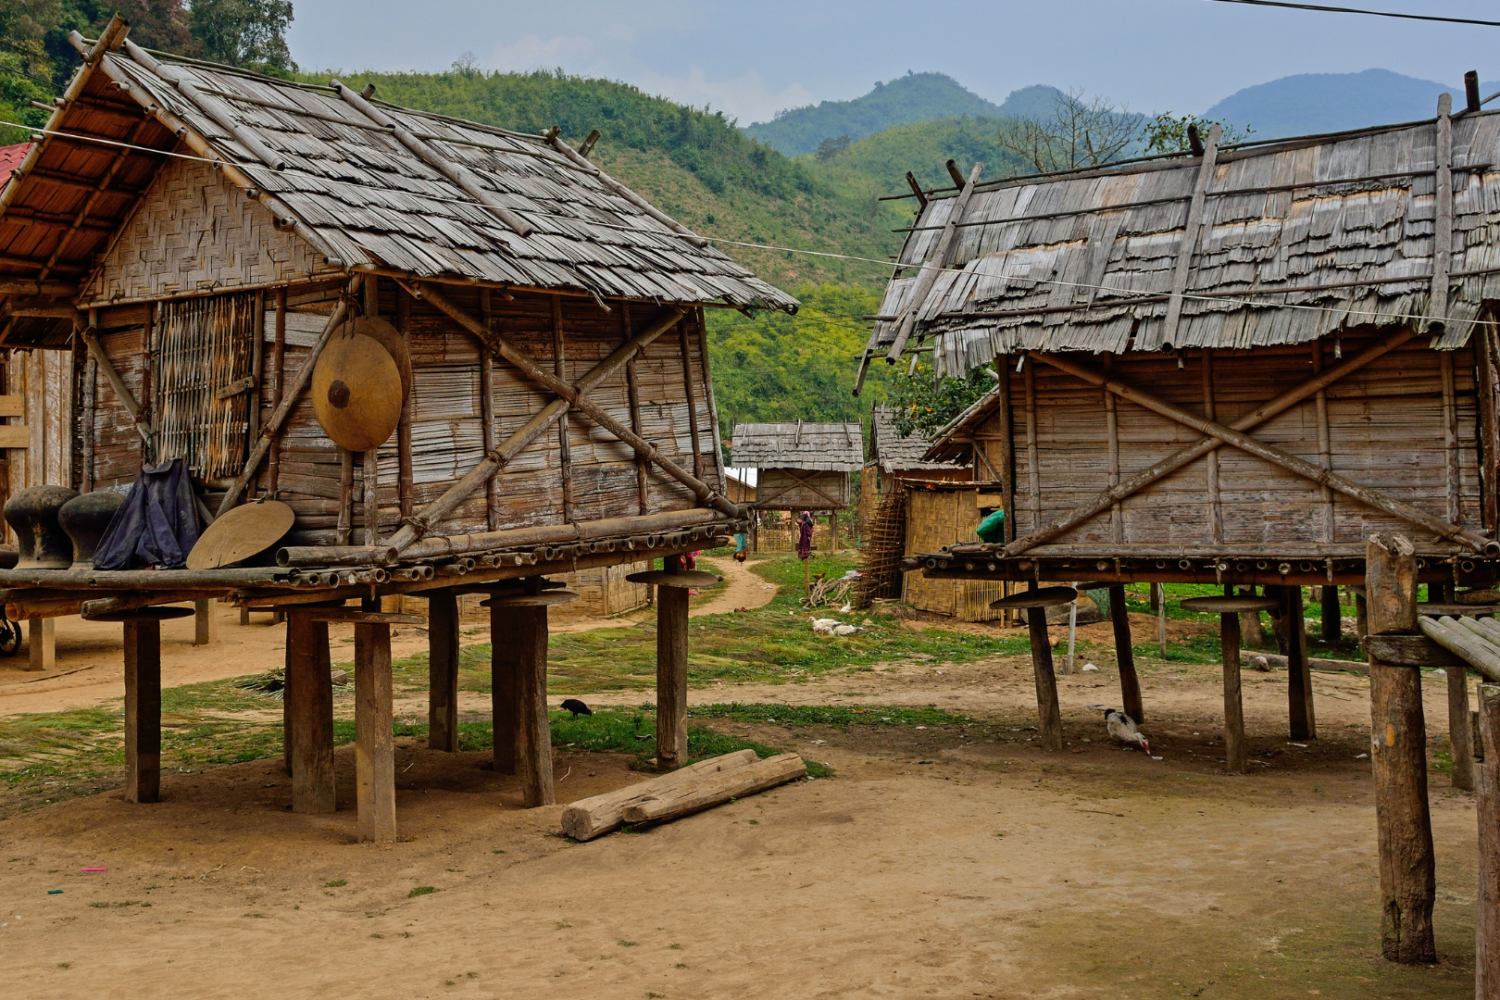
left=123, top=618, right=161, bottom=803
left=362, top=449, right=379, bottom=544
left=239, top=606, right=250, bottom=626
left=26, top=617, right=53, bottom=672
left=1286, top=586, right=1316, bottom=740
left=490, top=603, right=518, bottom=775
left=354, top=621, right=397, bottom=842
left=1221, top=589, right=1246, bottom=774
left=1450, top=662, right=1475, bottom=792
left=1321, top=584, right=1342, bottom=643
left=396, top=287, right=414, bottom=519
left=336, top=449, right=354, bottom=545
left=1240, top=586, right=1265, bottom=647
left=997, top=354, right=1016, bottom=543
left=1366, top=533, right=1437, bottom=964
left=428, top=592, right=460, bottom=753
left=1026, top=582, right=1063, bottom=751
left=1477, top=683, right=1500, bottom=992
left=657, top=556, right=690, bottom=771
left=1157, top=583, right=1167, bottom=658
left=1109, top=584, right=1143, bottom=724
left=515, top=599, right=554, bottom=807
left=1356, top=589, right=1369, bottom=638
left=267, top=288, right=287, bottom=495
left=193, top=598, right=216, bottom=645
left=480, top=290, right=498, bottom=530
left=1104, top=354, right=1123, bottom=543
left=622, top=303, right=649, bottom=516
left=285, top=613, right=335, bottom=813
left=1024, top=358, right=1040, bottom=532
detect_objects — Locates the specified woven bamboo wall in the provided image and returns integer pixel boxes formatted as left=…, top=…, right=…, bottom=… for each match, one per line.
left=756, top=518, right=837, bottom=553
left=85, top=281, right=724, bottom=549
left=987, top=334, right=1484, bottom=552
left=903, top=485, right=1007, bottom=621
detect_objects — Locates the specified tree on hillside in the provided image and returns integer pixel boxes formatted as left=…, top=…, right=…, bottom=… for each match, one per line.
left=996, top=88, right=1140, bottom=174
left=189, top=0, right=294, bottom=74
left=815, top=135, right=851, bottom=161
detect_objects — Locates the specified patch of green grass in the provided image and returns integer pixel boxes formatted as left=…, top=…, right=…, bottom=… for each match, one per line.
left=694, top=703, right=968, bottom=728
left=408, top=886, right=438, bottom=898
left=324, top=880, right=346, bottom=888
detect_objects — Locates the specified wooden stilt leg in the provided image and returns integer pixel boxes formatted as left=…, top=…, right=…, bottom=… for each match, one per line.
left=1108, top=584, right=1142, bottom=723
left=1366, top=534, right=1436, bottom=964
left=1286, top=586, right=1316, bottom=740
left=1321, top=585, right=1342, bottom=642
left=657, top=570, right=690, bottom=771
left=1355, top=590, right=1369, bottom=637
left=490, top=605, right=518, bottom=775
left=123, top=619, right=161, bottom=803
left=354, top=621, right=397, bottom=842
left=286, top=614, right=335, bottom=813
left=193, top=599, right=217, bottom=645
left=1026, top=583, right=1063, bottom=751
left=27, top=617, right=53, bottom=672
left=515, top=604, right=554, bottom=807
left=1239, top=586, right=1264, bottom=648
left=239, top=606, right=250, bottom=626
left=1221, top=593, right=1246, bottom=774
left=1449, top=664, right=1475, bottom=792
left=1476, top=683, right=1500, bottom=991
left=427, top=592, right=460, bottom=753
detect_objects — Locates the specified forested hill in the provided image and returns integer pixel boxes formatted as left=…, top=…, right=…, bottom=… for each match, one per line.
left=745, top=72, right=1007, bottom=155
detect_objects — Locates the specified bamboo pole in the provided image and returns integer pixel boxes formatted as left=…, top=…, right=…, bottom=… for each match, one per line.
left=267, top=288, right=288, bottom=494
left=624, top=304, right=649, bottom=515
left=1030, top=349, right=1497, bottom=555
left=1367, top=533, right=1437, bottom=965
left=480, top=290, right=498, bottom=531
left=337, top=450, right=354, bottom=545
left=547, top=135, right=706, bottom=247
left=884, top=162, right=983, bottom=362
left=1477, top=683, right=1500, bottom=994
left=396, top=287, right=414, bottom=519
left=1201, top=350, right=1222, bottom=543
left=1152, top=125, right=1220, bottom=350
left=1002, top=329, right=1415, bottom=556
left=552, top=294, right=574, bottom=522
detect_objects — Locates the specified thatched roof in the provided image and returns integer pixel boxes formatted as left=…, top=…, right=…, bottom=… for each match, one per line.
left=862, top=111, right=1500, bottom=379
left=730, top=421, right=863, bottom=472
left=868, top=404, right=958, bottom=473
left=0, top=23, right=796, bottom=347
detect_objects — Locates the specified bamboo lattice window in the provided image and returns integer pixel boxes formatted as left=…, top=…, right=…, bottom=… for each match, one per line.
left=152, top=292, right=256, bottom=479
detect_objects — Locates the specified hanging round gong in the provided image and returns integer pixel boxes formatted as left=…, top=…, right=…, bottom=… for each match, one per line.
left=349, top=315, right=411, bottom=400
left=187, top=499, right=295, bottom=570
left=312, top=330, right=403, bottom=452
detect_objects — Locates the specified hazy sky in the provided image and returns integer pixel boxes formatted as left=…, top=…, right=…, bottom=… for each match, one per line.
left=287, top=1, right=1500, bottom=124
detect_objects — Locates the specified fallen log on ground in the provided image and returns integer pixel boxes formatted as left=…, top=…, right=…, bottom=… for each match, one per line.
left=561, top=749, right=759, bottom=841
left=622, top=753, right=807, bottom=825
left=1239, top=650, right=1368, bottom=674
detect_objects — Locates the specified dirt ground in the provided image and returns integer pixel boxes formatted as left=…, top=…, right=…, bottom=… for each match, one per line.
left=0, top=570, right=1483, bottom=999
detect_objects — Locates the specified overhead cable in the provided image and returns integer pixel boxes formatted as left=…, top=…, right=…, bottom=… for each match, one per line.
left=1202, top=0, right=1500, bottom=28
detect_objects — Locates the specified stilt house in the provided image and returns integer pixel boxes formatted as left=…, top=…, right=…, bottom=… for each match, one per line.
left=856, top=106, right=1500, bottom=761
left=0, top=20, right=796, bottom=836
left=731, top=420, right=861, bottom=550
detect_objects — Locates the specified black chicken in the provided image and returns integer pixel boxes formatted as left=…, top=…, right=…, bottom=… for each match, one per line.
left=561, top=698, right=593, bottom=718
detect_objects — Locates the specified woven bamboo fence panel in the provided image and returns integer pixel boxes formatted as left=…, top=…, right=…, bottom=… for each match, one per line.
left=153, top=291, right=255, bottom=479
left=903, top=486, right=1006, bottom=621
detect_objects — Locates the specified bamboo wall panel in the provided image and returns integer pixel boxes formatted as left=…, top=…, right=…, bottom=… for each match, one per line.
left=903, top=486, right=1005, bottom=620
left=91, top=326, right=146, bottom=489
left=153, top=291, right=256, bottom=479
left=755, top=469, right=850, bottom=511
left=8, top=347, right=73, bottom=492
left=989, top=335, right=1484, bottom=552
left=82, top=158, right=339, bottom=303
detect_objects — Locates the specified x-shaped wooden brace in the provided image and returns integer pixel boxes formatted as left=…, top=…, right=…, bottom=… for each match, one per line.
left=754, top=468, right=847, bottom=510
left=382, top=284, right=734, bottom=555
left=1004, top=329, right=1498, bottom=557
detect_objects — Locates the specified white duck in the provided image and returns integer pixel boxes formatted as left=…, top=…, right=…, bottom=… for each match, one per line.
left=1104, top=709, right=1152, bottom=754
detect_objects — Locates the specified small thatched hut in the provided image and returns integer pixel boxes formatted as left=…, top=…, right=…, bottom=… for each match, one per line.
left=731, top=420, right=861, bottom=551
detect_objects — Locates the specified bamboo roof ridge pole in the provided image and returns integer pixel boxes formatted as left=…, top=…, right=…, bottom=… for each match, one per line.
left=547, top=135, right=707, bottom=247
left=1002, top=328, right=1415, bottom=556
left=1366, top=533, right=1437, bottom=964
left=1151, top=125, right=1220, bottom=351
left=122, top=39, right=287, bottom=170
left=883, top=162, right=983, bottom=364
left=1028, top=349, right=1499, bottom=555
left=331, top=80, right=532, bottom=237
left=1431, top=94, right=1454, bottom=332
left=82, top=319, right=155, bottom=459
left=218, top=283, right=357, bottom=515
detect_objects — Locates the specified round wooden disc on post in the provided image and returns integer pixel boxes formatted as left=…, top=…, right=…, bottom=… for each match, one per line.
left=479, top=591, right=579, bottom=608
left=1180, top=595, right=1280, bottom=614
left=87, top=606, right=196, bottom=622
left=990, top=586, right=1079, bottom=611
left=626, top=569, right=720, bottom=589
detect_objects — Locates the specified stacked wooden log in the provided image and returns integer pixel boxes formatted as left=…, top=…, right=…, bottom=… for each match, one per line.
left=561, top=749, right=806, bottom=841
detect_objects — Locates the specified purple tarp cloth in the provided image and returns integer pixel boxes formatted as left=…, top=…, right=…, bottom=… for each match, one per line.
left=92, top=458, right=201, bottom=570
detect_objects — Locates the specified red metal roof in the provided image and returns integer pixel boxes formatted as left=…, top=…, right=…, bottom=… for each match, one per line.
left=0, top=143, right=32, bottom=188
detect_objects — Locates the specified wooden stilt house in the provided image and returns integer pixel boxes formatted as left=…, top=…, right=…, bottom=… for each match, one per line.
left=0, top=19, right=796, bottom=837
left=731, top=421, right=862, bottom=551
left=857, top=107, right=1500, bottom=748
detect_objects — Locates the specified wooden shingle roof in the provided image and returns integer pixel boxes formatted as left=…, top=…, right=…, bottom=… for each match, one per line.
left=730, top=421, right=863, bottom=472
left=868, top=404, right=957, bottom=473
left=0, top=22, right=796, bottom=347
left=862, top=111, right=1500, bottom=379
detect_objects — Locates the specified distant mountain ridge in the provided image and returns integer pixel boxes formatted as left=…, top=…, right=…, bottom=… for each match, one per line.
left=1206, top=68, right=1500, bottom=140
left=744, top=73, right=1061, bottom=156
